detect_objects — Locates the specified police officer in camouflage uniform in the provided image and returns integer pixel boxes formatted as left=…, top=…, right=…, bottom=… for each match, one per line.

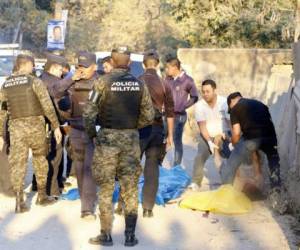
left=68, top=52, right=98, bottom=219
left=84, top=47, right=154, bottom=247
left=0, top=54, right=62, bottom=213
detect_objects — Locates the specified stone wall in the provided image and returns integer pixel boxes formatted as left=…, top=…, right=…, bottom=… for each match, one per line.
left=177, top=48, right=293, bottom=137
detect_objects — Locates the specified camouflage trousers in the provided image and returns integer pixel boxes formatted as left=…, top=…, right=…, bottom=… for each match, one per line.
left=92, top=129, right=141, bottom=233
left=8, top=116, right=48, bottom=193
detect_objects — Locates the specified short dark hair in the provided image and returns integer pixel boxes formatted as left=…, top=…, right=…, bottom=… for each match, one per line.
left=227, top=92, right=243, bottom=107
left=53, top=26, right=61, bottom=31
left=166, top=57, right=181, bottom=69
left=202, top=79, right=216, bottom=89
left=143, top=57, right=159, bottom=68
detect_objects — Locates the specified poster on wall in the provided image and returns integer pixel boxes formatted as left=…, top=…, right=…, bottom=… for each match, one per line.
left=47, top=20, right=65, bottom=50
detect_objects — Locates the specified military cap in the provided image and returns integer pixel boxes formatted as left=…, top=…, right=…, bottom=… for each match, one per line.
left=77, top=51, right=96, bottom=68
left=143, top=50, right=159, bottom=62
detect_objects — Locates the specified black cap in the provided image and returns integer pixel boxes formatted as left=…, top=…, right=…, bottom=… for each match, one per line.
left=77, top=51, right=96, bottom=68
left=227, top=92, right=242, bottom=113
left=46, top=53, right=67, bottom=67
left=143, top=50, right=159, bottom=62
left=111, top=46, right=131, bottom=55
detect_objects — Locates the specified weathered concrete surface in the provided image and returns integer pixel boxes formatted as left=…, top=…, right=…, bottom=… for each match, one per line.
left=177, top=48, right=293, bottom=132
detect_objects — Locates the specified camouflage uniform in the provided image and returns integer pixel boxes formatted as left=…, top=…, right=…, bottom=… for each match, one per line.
left=83, top=69, right=154, bottom=233
left=0, top=74, right=60, bottom=193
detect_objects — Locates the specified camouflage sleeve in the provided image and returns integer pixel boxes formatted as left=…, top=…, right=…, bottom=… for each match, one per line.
left=137, top=84, right=155, bottom=129
left=32, top=77, right=60, bottom=130
left=83, top=78, right=105, bottom=139
left=0, top=90, right=7, bottom=135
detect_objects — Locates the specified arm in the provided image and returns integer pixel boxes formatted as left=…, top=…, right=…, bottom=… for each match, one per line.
left=52, top=70, right=82, bottom=98
left=32, top=78, right=60, bottom=130
left=198, top=121, right=211, bottom=142
left=83, top=79, right=105, bottom=139
left=137, top=85, right=155, bottom=129
left=164, top=80, right=175, bottom=147
left=231, top=123, right=242, bottom=145
left=0, top=90, right=7, bottom=137
left=184, top=78, right=199, bottom=109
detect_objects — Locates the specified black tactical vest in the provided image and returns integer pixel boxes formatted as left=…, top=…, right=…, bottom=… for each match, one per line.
left=71, top=79, right=94, bottom=118
left=2, top=75, right=44, bottom=119
left=99, top=72, right=144, bottom=129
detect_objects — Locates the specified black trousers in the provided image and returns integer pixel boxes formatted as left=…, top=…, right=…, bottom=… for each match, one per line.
left=140, top=125, right=164, bottom=210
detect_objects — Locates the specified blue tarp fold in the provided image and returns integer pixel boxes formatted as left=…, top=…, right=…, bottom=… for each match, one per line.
left=62, top=166, right=191, bottom=206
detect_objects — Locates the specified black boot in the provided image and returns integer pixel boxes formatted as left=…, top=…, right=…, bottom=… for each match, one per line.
left=124, top=214, right=138, bottom=247
left=143, top=209, right=153, bottom=218
left=36, top=188, right=57, bottom=206
left=15, top=192, right=29, bottom=213
left=89, top=230, right=113, bottom=246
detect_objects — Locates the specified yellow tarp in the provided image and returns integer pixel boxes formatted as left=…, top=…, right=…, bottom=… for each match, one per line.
left=179, top=185, right=252, bottom=215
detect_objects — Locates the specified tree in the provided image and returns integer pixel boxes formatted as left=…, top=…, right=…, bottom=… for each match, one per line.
left=167, top=0, right=295, bottom=48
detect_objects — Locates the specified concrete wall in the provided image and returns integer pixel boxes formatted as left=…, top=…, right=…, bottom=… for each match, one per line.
left=177, top=48, right=293, bottom=137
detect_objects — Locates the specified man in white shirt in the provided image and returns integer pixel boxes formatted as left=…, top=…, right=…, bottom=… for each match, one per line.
left=190, top=80, right=230, bottom=190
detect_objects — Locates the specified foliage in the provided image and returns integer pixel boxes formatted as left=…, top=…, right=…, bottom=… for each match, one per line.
left=0, top=0, right=297, bottom=54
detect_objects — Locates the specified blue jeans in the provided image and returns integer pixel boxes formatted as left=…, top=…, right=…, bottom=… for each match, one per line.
left=173, top=114, right=187, bottom=166
left=220, top=137, right=281, bottom=188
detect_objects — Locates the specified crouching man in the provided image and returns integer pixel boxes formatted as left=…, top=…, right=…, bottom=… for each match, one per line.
left=220, top=92, right=288, bottom=214
left=189, top=80, right=230, bottom=190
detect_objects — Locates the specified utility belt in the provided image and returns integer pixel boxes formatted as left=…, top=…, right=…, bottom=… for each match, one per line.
left=69, top=119, right=85, bottom=131
left=70, top=124, right=85, bottom=131
left=174, top=111, right=187, bottom=116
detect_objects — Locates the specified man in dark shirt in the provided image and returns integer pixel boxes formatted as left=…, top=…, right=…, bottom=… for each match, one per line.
left=220, top=92, right=288, bottom=214
left=165, top=57, right=198, bottom=166
left=138, top=51, right=174, bottom=218
left=37, top=54, right=81, bottom=196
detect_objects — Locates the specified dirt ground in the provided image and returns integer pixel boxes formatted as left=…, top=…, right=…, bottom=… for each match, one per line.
left=0, top=136, right=299, bottom=250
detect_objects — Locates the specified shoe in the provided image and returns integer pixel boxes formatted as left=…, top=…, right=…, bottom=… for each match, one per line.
left=36, top=188, right=57, bottom=206
left=268, top=187, right=289, bottom=214
left=81, top=211, right=96, bottom=220
left=143, top=209, right=153, bottom=218
left=188, top=183, right=200, bottom=191
left=15, top=192, right=29, bottom=213
left=89, top=230, right=113, bottom=246
left=124, top=214, right=138, bottom=247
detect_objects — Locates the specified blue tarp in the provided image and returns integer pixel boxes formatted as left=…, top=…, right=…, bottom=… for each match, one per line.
left=62, top=166, right=191, bottom=206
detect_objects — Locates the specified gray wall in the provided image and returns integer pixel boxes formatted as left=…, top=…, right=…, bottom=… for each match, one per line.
left=177, top=48, right=293, bottom=135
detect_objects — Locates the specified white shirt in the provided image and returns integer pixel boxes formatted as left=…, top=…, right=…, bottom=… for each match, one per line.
left=194, top=95, right=229, bottom=138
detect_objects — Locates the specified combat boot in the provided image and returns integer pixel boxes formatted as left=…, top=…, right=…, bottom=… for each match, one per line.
left=15, top=191, right=29, bottom=213
left=89, top=230, right=113, bottom=246
left=36, top=188, right=57, bottom=206
left=124, top=214, right=138, bottom=247
left=89, top=214, right=113, bottom=246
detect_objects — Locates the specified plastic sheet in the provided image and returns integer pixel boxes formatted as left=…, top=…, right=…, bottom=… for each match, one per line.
left=179, top=184, right=252, bottom=215
left=62, top=166, right=191, bottom=206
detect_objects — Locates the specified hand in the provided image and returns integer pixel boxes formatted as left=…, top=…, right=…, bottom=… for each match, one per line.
left=72, top=69, right=83, bottom=81
left=208, top=140, right=219, bottom=155
left=54, top=127, right=62, bottom=144
left=166, top=135, right=174, bottom=151
left=0, top=137, right=3, bottom=151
